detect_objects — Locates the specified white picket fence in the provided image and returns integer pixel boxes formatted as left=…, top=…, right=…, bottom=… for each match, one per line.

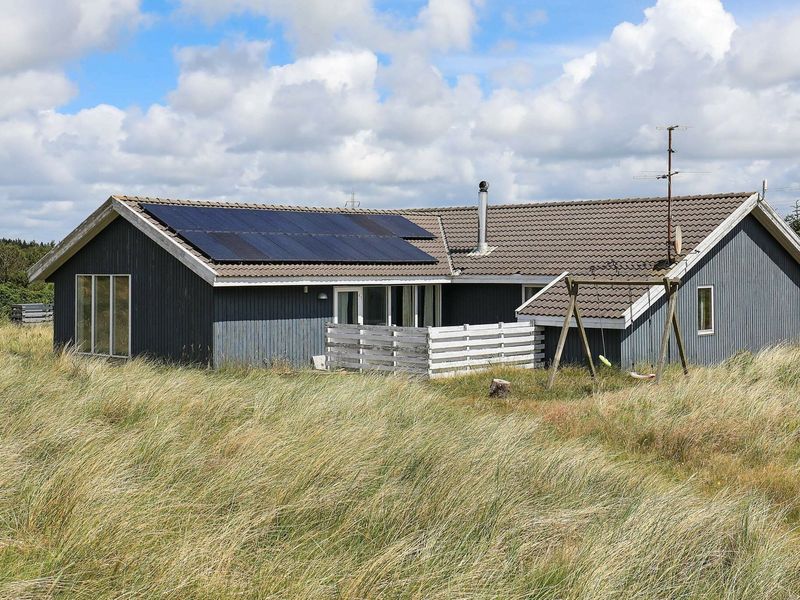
left=325, top=321, right=544, bottom=378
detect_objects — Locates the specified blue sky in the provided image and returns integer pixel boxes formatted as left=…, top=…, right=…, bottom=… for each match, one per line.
left=63, top=0, right=785, bottom=112
left=2, top=0, right=800, bottom=240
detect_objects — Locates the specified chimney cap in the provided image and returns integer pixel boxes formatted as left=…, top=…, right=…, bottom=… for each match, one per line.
left=479, top=181, right=489, bottom=192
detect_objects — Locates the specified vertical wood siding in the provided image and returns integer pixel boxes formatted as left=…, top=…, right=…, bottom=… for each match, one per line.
left=48, top=217, right=214, bottom=363
left=213, top=286, right=334, bottom=368
left=621, top=215, right=800, bottom=366
left=441, top=284, right=521, bottom=326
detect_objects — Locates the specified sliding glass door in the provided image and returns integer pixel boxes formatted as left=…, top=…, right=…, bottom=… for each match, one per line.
left=75, top=274, right=131, bottom=357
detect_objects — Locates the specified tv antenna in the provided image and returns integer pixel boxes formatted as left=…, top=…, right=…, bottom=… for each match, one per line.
left=344, top=190, right=360, bottom=209
left=634, top=125, right=708, bottom=263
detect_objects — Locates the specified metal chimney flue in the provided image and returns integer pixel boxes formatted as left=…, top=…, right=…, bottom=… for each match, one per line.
left=477, top=180, right=489, bottom=254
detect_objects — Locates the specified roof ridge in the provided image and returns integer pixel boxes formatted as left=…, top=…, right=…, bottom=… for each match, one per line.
left=113, top=191, right=756, bottom=215
left=403, top=191, right=757, bottom=212
left=112, top=195, right=411, bottom=215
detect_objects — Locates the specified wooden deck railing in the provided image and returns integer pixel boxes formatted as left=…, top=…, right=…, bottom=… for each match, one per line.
left=325, top=321, right=544, bottom=378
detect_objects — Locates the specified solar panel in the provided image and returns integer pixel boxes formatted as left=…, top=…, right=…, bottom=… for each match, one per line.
left=141, top=203, right=437, bottom=264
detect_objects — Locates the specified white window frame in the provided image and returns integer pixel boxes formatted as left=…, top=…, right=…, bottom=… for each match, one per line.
left=75, top=274, right=132, bottom=358
left=697, top=285, right=714, bottom=336
left=521, top=285, right=543, bottom=304
left=332, top=284, right=441, bottom=327
left=333, top=286, right=363, bottom=325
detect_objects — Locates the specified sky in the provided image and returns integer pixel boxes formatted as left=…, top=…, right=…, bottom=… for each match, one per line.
left=2, top=0, right=800, bottom=241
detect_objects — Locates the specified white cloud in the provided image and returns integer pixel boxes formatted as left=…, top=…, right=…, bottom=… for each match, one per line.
left=0, top=0, right=142, bottom=74
left=3, top=0, right=800, bottom=241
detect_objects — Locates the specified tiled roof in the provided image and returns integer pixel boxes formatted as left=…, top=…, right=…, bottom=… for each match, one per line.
left=502, top=192, right=755, bottom=318
left=113, top=192, right=755, bottom=318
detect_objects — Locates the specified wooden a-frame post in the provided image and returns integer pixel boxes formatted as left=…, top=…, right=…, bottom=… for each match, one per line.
left=655, top=278, right=689, bottom=382
left=546, top=277, right=596, bottom=389
left=547, top=276, right=689, bottom=388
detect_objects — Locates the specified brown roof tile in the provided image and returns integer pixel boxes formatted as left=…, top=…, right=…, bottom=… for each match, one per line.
left=113, top=192, right=755, bottom=319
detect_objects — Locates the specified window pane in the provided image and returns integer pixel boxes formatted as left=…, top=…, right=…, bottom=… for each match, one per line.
left=363, top=286, right=387, bottom=325
left=402, top=286, right=414, bottom=327
left=113, top=276, right=130, bottom=356
left=76, top=276, right=92, bottom=352
left=94, top=276, right=111, bottom=354
left=418, top=284, right=439, bottom=327
left=390, top=286, right=415, bottom=327
left=698, top=288, right=713, bottom=332
left=337, top=291, right=358, bottom=324
left=524, top=286, right=542, bottom=301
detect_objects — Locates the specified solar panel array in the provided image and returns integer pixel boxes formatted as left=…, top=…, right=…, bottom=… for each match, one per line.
left=141, top=203, right=438, bottom=264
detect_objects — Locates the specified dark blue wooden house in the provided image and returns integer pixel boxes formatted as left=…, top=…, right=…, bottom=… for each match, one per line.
left=28, top=188, right=800, bottom=369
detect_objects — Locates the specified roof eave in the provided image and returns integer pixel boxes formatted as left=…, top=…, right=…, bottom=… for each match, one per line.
left=28, top=198, right=118, bottom=283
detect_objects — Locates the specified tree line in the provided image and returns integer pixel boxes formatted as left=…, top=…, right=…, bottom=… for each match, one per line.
left=0, top=238, right=55, bottom=318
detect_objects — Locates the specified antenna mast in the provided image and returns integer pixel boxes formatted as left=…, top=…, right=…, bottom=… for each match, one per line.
left=344, top=190, right=360, bottom=209
left=666, top=126, right=677, bottom=263
left=657, top=125, right=682, bottom=263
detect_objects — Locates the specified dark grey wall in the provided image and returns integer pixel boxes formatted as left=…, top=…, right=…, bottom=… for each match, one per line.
left=49, top=216, right=214, bottom=363
left=441, top=283, right=521, bottom=326
left=213, top=286, right=333, bottom=368
left=542, top=326, right=621, bottom=367
left=621, top=215, right=800, bottom=367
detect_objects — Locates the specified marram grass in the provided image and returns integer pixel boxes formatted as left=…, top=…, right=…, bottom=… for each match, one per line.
left=0, top=324, right=799, bottom=599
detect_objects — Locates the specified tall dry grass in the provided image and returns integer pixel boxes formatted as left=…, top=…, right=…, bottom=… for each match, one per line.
left=436, top=348, right=800, bottom=521
left=0, top=323, right=799, bottom=598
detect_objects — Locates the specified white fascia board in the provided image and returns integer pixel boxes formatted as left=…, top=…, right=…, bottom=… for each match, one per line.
left=213, top=276, right=451, bottom=287
left=515, top=271, right=568, bottom=314
left=751, top=200, right=800, bottom=262
left=452, top=274, right=556, bottom=284
left=28, top=199, right=118, bottom=282
left=517, top=314, right=626, bottom=330
left=625, top=192, right=760, bottom=327
left=112, top=198, right=218, bottom=286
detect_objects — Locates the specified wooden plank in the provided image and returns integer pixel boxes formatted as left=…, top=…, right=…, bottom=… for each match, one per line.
left=429, top=335, right=537, bottom=350
left=430, top=345, right=538, bottom=362
left=429, top=354, right=536, bottom=371
left=428, top=328, right=535, bottom=341
left=655, top=282, right=677, bottom=383
left=572, top=298, right=597, bottom=379
left=546, top=279, right=576, bottom=389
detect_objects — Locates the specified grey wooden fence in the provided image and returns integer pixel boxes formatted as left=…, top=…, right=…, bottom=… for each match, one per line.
left=11, top=303, right=53, bottom=324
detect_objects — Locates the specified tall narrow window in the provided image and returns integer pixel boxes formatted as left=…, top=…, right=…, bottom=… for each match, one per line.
left=390, top=286, right=417, bottom=327
left=336, top=290, right=359, bottom=324
left=418, top=284, right=441, bottom=327
left=697, top=286, right=714, bottom=335
left=363, top=286, right=388, bottom=325
left=94, top=276, right=111, bottom=354
left=76, top=275, right=92, bottom=352
left=113, top=276, right=130, bottom=356
left=75, top=275, right=131, bottom=356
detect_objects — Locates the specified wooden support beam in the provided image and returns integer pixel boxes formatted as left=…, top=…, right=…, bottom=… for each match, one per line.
left=670, top=283, right=690, bottom=376
left=655, top=279, right=678, bottom=383
left=568, top=278, right=681, bottom=287
left=546, top=277, right=577, bottom=389
left=572, top=293, right=597, bottom=379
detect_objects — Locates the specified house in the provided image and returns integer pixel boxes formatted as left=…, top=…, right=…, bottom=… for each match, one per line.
left=28, top=186, right=800, bottom=370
